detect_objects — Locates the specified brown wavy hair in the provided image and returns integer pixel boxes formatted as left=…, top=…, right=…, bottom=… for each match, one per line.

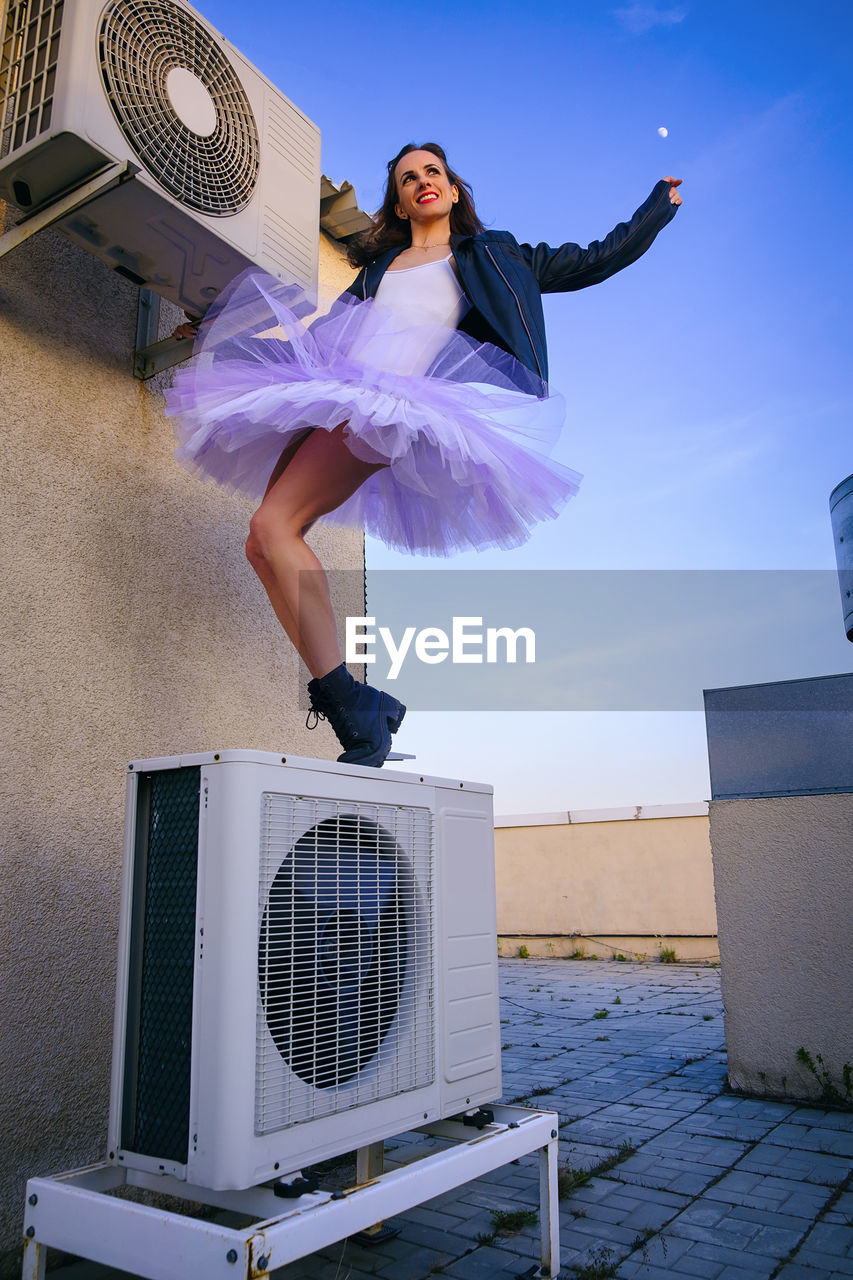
left=347, top=142, right=484, bottom=268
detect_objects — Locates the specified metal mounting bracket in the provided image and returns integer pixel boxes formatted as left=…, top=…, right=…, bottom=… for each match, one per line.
left=0, top=164, right=193, bottom=380
left=133, top=290, right=195, bottom=380
left=0, top=162, right=132, bottom=261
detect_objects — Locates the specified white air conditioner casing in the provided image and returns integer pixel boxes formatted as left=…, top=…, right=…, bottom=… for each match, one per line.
left=0, top=0, right=320, bottom=313
left=108, top=750, right=501, bottom=1191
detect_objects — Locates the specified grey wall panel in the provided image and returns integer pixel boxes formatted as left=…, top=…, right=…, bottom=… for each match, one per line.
left=704, top=673, right=853, bottom=800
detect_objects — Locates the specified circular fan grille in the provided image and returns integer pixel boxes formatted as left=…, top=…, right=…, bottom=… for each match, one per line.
left=259, top=816, right=410, bottom=1090
left=99, top=0, right=259, bottom=216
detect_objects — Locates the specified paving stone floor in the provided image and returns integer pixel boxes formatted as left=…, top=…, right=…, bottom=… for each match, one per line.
left=51, top=960, right=852, bottom=1280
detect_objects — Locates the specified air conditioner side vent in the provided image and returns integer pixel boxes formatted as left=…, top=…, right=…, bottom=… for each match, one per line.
left=261, top=205, right=315, bottom=280
left=122, top=766, right=200, bottom=1163
left=0, top=0, right=64, bottom=161
left=265, top=95, right=318, bottom=182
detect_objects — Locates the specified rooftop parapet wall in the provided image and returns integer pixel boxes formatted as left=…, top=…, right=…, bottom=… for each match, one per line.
left=494, top=806, right=716, bottom=941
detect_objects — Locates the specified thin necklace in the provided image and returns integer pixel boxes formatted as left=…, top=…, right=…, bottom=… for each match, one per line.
left=408, top=241, right=451, bottom=251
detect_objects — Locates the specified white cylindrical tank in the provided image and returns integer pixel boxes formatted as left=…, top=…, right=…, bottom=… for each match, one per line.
left=830, top=473, right=853, bottom=641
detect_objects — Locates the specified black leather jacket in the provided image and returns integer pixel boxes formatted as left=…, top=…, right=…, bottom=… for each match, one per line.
left=345, top=179, right=678, bottom=384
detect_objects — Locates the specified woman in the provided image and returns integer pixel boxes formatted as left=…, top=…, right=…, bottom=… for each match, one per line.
left=167, top=143, right=682, bottom=768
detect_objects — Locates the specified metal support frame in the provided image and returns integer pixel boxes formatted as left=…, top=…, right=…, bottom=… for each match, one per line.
left=22, top=1105, right=561, bottom=1279
left=134, top=289, right=161, bottom=368
left=0, top=163, right=131, bottom=260
left=0, top=163, right=192, bottom=380
left=133, top=289, right=195, bottom=381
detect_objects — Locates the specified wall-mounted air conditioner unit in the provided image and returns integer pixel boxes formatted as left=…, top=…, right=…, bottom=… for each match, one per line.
left=109, top=750, right=501, bottom=1191
left=0, top=0, right=320, bottom=314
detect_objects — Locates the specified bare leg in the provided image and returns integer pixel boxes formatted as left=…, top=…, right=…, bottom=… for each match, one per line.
left=244, top=428, right=314, bottom=642
left=246, top=424, right=385, bottom=678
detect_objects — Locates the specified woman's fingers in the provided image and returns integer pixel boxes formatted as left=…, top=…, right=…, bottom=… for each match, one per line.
left=664, top=175, right=683, bottom=206
left=172, top=321, right=199, bottom=341
left=171, top=310, right=203, bottom=341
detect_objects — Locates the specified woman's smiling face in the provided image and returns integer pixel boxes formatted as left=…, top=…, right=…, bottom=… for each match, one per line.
left=394, top=149, right=459, bottom=225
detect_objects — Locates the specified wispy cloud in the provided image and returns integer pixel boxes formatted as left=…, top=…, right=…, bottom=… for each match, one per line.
left=613, top=5, right=687, bottom=35
left=687, top=90, right=809, bottom=189
left=605, top=404, right=776, bottom=511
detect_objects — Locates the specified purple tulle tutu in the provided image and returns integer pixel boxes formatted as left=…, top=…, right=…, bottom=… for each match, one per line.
left=164, top=269, right=582, bottom=556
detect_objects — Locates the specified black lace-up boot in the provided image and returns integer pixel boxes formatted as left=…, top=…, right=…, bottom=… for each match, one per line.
left=306, top=663, right=406, bottom=768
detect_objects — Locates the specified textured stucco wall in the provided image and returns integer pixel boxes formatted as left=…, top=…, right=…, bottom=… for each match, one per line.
left=494, top=815, right=717, bottom=938
left=0, top=211, right=362, bottom=1266
left=709, top=792, right=853, bottom=1102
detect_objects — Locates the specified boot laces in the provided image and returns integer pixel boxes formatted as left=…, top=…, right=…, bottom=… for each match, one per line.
left=306, top=676, right=368, bottom=749
left=306, top=688, right=357, bottom=739
left=309, top=702, right=360, bottom=746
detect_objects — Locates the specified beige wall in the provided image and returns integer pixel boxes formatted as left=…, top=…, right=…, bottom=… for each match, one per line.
left=494, top=811, right=717, bottom=958
left=0, top=213, right=361, bottom=1269
left=710, top=793, right=853, bottom=1102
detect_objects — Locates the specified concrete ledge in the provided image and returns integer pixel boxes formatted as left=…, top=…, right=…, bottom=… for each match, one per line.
left=495, top=802, right=709, bottom=828
left=497, top=935, right=720, bottom=963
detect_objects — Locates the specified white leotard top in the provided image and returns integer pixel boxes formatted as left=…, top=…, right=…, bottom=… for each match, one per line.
left=375, top=255, right=468, bottom=330
left=353, top=255, right=469, bottom=377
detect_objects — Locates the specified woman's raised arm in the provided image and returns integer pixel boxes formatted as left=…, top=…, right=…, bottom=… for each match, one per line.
left=520, top=177, right=682, bottom=294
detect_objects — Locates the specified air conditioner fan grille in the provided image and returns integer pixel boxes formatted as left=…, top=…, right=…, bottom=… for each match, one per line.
left=256, top=797, right=434, bottom=1134
left=98, top=0, right=259, bottom=215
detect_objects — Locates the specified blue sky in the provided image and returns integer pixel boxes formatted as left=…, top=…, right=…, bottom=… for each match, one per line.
left=201, top=0, right=852, bottom=811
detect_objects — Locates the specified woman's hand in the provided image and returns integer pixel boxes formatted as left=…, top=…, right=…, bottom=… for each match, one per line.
left=665, top=176, right=683, bottom=207
left=172, top=312, right=202, bottom=341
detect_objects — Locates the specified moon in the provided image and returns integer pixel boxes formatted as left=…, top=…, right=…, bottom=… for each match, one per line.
left=658, top=126, right=669, bottom=138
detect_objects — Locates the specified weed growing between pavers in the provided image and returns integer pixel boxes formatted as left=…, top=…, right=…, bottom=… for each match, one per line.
left=796, top=1047, right=853, bottom=1108
left=630, top=1227, right=656, bottom=1251
left=478, top=1207, right=539, bottom=1246
left=506, top=1074, right=574, bottom=1105
left=573, top=1244, right=618, bottom=1278
left=488, top=1207, right=538, bottom=1234
left=557, top=1139, right=636, bottom=1198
